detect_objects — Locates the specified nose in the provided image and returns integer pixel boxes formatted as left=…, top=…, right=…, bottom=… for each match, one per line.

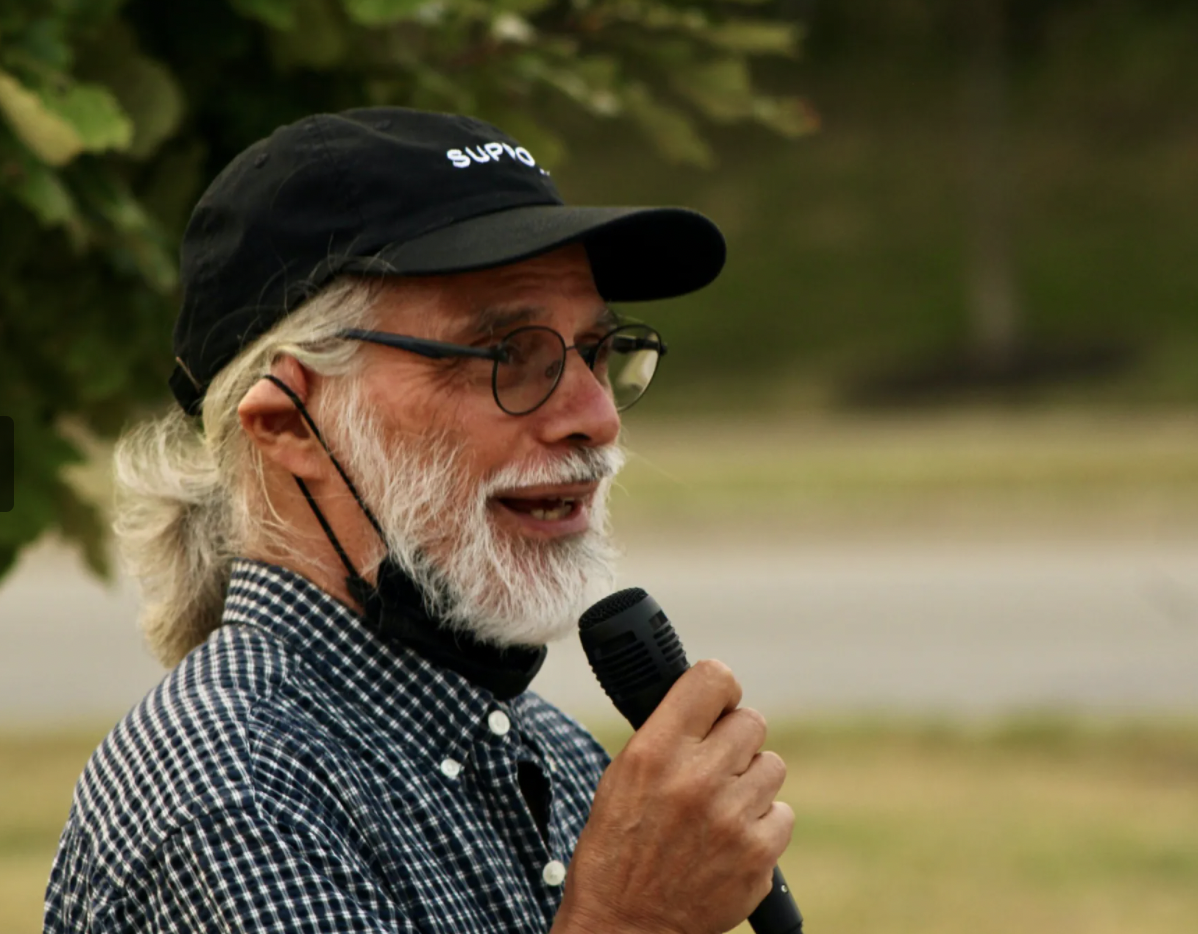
left=535, top=345, right=621, bottom=448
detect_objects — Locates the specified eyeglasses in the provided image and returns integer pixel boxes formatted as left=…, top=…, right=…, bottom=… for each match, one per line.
left=339, top=323, right=668, bottom=415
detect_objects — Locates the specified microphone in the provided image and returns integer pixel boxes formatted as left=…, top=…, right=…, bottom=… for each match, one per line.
left=579, top=587, right=804, bottom=934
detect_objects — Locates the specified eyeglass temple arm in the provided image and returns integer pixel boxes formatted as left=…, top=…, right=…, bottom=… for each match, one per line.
left=610, top=335, right=668, bottom=356
left=339, top=329, right=504, bottom=362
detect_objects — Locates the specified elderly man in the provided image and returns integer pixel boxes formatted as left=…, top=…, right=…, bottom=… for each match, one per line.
left=46, top=108, right=792, bottom=934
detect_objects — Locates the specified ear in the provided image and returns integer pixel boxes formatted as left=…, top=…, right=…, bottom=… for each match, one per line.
left=237, top=356, right=330, bottom=480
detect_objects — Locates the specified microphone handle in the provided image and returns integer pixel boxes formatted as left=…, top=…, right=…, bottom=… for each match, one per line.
left=580, top=602, right=803, bottom=934
left=749, top=867, right=804, bottom=934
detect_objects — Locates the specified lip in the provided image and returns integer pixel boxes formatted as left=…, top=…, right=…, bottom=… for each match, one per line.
left=489, top=482, right=600, bottom=538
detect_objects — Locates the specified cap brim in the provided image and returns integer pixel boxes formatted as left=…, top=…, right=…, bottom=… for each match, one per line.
left=342, top=204, right=726, bottom=302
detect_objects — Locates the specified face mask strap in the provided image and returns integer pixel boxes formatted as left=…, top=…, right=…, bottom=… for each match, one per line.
left=257, top=378, right=547, bottom=700
left=260, top=374, right=386, bottom=603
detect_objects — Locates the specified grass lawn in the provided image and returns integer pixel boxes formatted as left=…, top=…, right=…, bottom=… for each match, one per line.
left=611, top=411, right=1198, bottom=540
left=757, top=718, right=1198, bottom=934
left=62, top=410, right=1198, bottom=545
left=5, top=717, right=1196, bottom=934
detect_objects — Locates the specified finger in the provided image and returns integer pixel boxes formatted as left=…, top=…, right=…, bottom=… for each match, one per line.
left=735, top=751, right=788, bottom=819
left=703, top=706, right=768, bottom=776
left=640, top=659, right=743, bottom=743
left=750, top=800, right=796, bottom=866
left=760, top=799, right=796, bottom=853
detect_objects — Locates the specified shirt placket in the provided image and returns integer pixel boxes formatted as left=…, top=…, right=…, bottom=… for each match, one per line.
left=475, top=703, right=568, bottom=926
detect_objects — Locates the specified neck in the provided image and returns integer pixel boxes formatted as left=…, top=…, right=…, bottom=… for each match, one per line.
left=247, top=516, right=549, bottom=701
left=243, top=471, right=382, bottom=615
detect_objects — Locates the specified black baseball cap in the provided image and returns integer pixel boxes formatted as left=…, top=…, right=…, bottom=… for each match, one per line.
left=170, top=106, right=726, bottom=415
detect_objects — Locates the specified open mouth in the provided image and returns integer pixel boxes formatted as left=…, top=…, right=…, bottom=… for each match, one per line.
left=490, top=482, right=599, bottom=533
left=495, top=495, right=583, bottom=522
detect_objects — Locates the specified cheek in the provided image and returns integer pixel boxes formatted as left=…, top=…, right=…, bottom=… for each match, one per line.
left=435, top=408, right=543, bottom=494
left=358, top=359, right=533, bottom=480
left=360, top=363, right=457, bottom=436
left=365, top=354, right=496, bottom=425
left=458, top=420, right=528, bottom=479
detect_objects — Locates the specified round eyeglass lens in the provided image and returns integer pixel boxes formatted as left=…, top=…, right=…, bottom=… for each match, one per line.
left=493, top=326, right=567, bottom=415
left=597, top=325, right=663, bottom=411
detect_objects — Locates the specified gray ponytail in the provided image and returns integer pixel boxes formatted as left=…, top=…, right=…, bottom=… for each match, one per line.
left=112, top=277, right=381, bottom=666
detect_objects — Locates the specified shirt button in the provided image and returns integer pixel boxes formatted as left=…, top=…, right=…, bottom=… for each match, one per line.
left=440, top=758, right=462, bottom=779
left=542, top=859, right=567, bottom=886
left=487, top=710, right=511, bottom=736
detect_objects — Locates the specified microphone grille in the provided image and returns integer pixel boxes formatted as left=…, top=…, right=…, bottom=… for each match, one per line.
left=579, top=587, right=648, bottom=630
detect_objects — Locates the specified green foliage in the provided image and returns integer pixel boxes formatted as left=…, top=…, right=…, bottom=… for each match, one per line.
left=0, top=0, right=805, bottom=580
left=556, top=0, right=1198, bottom=415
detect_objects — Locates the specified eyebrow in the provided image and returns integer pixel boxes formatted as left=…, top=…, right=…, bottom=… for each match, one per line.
left=464, top=304, right=619, bottom=341
left=473, top=306, right=538, bottom=337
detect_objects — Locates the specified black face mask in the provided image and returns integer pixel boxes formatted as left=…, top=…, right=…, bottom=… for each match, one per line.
left=264, top=376, right=546, bottom=700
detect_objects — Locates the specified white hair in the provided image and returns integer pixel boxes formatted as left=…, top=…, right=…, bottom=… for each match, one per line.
left=113, top=278, right=381, bottom=666
left=116, top=274, right=626, bottom=666
left=322, top=378, right=624, bottom=647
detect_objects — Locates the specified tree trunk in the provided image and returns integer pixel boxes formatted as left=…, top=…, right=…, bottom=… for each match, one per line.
left=965, top=0, right=1021, bottom=375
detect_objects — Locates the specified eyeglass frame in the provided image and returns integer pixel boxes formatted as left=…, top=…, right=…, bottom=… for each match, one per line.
left=337, top=322, right=668, bottom=415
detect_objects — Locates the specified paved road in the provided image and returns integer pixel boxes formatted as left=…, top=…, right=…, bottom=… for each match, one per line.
left=2, top=537, right=1197, bottom=727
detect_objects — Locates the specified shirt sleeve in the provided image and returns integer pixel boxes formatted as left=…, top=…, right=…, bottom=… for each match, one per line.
left=103, top=806, right=420, bottom=934
left=45, top=815, right=95, bottom=933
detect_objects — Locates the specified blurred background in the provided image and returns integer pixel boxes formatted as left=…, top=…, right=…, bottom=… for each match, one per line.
left=1, top=1, right=1196, bottom=932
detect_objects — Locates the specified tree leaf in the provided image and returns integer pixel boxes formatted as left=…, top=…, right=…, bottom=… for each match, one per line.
left=0, top=70, right=83, bottom=166
left=521, top=58, right=620, bottom=116
left=269, top=0, right=348, bottom=69
left=73, top=169, right=178, bottom=291
left=7, top=156, right=90, bottom=249
left=228, top=0, right=300, bottom=30
left=491, top=12, right=536, bottom=45
left=489, top=0, right=553, bottom=14
left=42, top=82, right=133, bottom=154
left=752, top=95, right=819, bottom=137
left=53, top=482, right=111, bottom=580
left=341, top=0, right=437, bottom=27
left=9, top=159, right=78, bottom=228
left=480, top=107, right=566, bottom=168
left=138, top=139, right=208, bottom=234
left=623, top=83, right=713, bottom=167
left=96, top=52, right=185, bottom=159
left=3, top=16, right=75, bottom=73
left=672, top=57, right=754, bottom=123
left=627, top=3, right=709, bottom=33
left=705, top=20, right=800, bottom=56
left=1, top=414, right=83, bottom=561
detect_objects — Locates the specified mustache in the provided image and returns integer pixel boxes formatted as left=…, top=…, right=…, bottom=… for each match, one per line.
left=481, top=445, right=626, bottom=498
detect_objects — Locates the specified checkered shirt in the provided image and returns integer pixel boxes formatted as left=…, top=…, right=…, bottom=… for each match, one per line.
left=45, top=559, right=611, bottom=933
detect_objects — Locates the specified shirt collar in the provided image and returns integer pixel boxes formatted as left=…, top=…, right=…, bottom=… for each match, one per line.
left=220, top=558, right=514, bottom=768
left=352, top=555, right=546, bottom=701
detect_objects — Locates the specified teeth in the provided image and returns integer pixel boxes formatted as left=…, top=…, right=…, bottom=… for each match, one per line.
left=530, top=498, right=575, bottom=521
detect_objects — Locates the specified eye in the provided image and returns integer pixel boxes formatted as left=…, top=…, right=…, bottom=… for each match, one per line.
left=498, top=340, right=527, bottom=366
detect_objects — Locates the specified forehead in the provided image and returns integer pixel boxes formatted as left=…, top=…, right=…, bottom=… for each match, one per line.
left=371, top=243, right=609, bottom=336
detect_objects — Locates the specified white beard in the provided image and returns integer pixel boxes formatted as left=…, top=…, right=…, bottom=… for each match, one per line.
left=323, top=380, right=624, bottom=648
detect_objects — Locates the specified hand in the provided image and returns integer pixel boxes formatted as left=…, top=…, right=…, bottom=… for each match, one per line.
left=552, top=659, right=794, bottom=934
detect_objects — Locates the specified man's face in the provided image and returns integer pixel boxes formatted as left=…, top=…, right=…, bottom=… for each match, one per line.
left=323, top=243, right=626, bottom=645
